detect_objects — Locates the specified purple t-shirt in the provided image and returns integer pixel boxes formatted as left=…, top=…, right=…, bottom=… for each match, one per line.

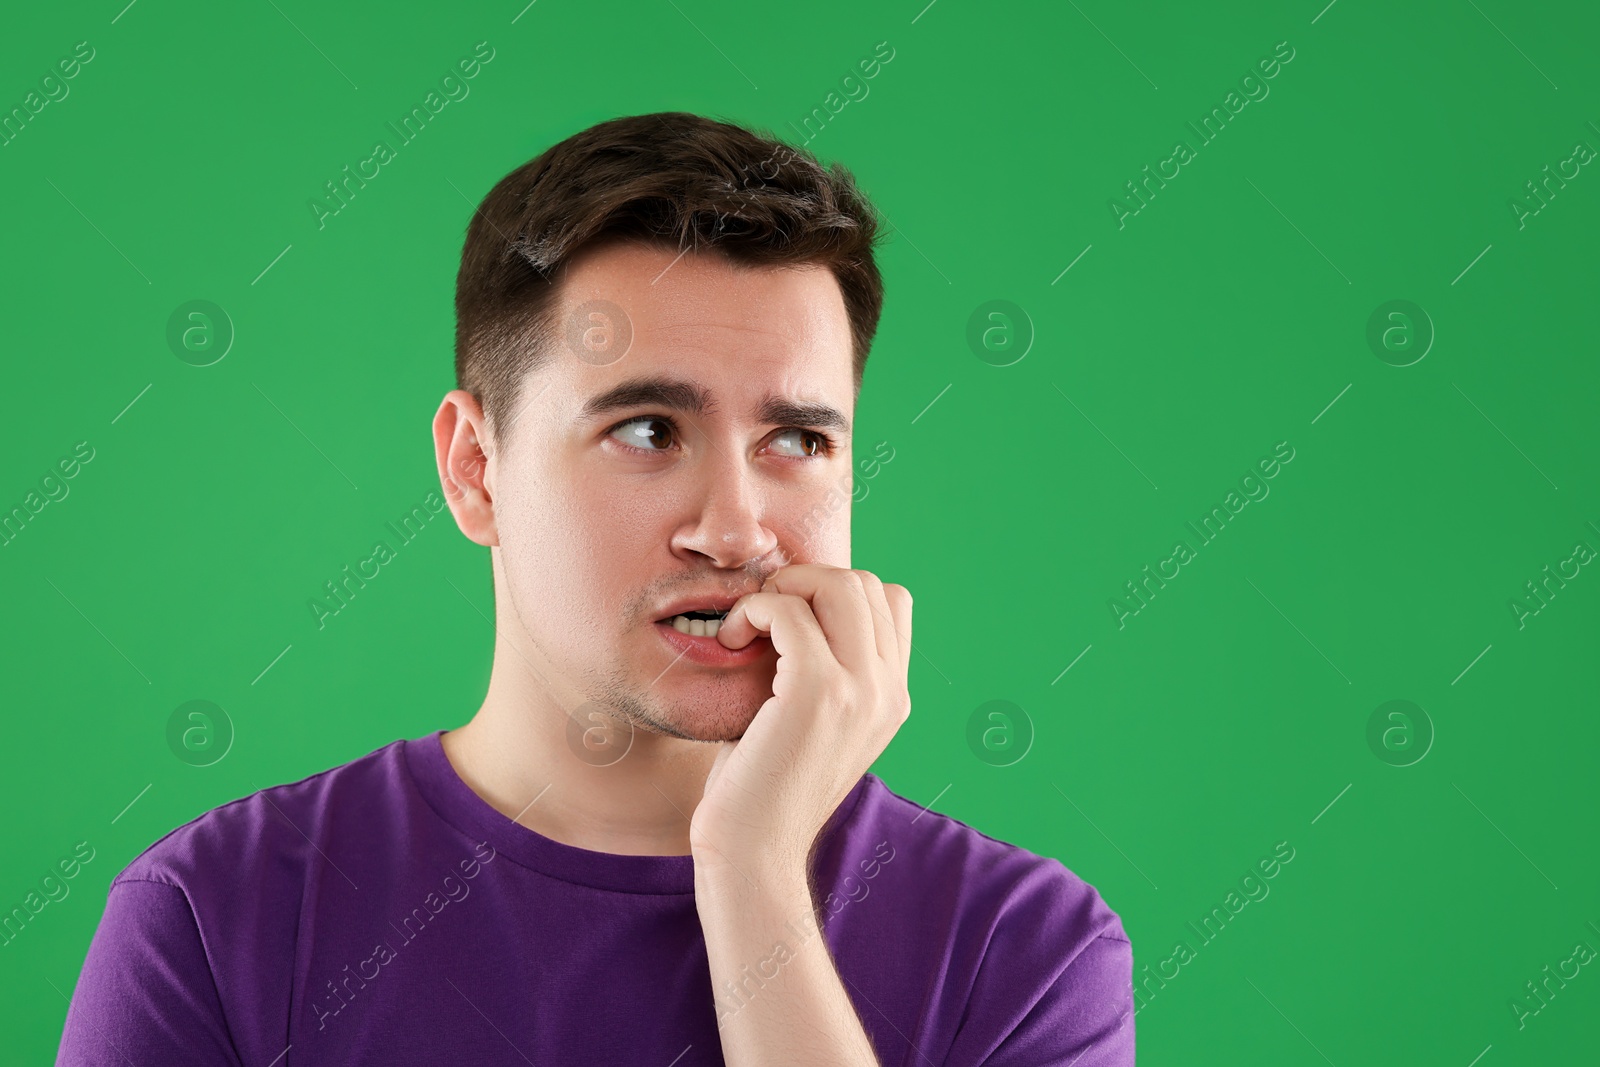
left=58, top=731, right=1134, bottom=1065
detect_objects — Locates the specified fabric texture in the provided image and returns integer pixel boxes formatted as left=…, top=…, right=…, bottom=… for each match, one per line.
left=57, top=730, right=1134, bottom=1065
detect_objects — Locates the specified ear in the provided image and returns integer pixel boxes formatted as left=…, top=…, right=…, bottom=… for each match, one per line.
left=433, top=389, right=498, bottom=547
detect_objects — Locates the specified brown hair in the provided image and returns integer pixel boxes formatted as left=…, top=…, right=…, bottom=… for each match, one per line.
left=453, top=111, right=886, bottom=446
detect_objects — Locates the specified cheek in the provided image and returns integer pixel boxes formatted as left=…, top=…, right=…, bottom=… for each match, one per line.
left=508, top=468, right=669, bottom=628
left=568, top=481, right=668, bottom=568
left=495, top=468, right=589, bottom=605
left=777, top=487, right=852, bottom=565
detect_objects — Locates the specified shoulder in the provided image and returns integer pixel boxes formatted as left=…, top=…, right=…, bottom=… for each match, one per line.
left=832, top=773, right=1133, bottom=1011
left=115, top=736, right=410, bottom=895
left=846, top=773, right=1129, bottom=947
left=831, top=774, right=1135, bottom=1061
left=66, top=739, right=416, bottom=1067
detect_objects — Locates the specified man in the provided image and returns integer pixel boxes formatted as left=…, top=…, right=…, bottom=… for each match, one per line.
left=58, top=112, right=1134, bottom=1065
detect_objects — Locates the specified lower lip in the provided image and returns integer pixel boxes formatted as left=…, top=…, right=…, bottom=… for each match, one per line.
left=653, top=621, right=772, bottom=667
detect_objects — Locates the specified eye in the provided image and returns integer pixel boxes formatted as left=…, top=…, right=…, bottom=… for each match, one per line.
left=769, top=428, right=835, bottom=458
left=607, top=416, right=679, bottom=452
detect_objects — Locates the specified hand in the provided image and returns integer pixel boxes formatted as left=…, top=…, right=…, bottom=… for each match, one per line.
left=689, top=564, right=913, bottom=886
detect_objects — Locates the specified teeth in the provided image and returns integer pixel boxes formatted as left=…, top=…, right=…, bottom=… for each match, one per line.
left=670, top=615, right=722, bottom=637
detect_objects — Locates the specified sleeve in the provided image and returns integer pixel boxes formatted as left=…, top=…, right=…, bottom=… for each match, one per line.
left=977, top=932, right=1135, bottom=1066
left=56, top=879, right=244, bottom=1067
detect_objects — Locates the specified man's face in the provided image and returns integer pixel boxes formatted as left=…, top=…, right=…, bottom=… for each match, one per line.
left=489, top=241, right=856, bottom=743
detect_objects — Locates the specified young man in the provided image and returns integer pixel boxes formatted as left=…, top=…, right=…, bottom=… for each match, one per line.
left=58, top=112, right=1134, bottom=1065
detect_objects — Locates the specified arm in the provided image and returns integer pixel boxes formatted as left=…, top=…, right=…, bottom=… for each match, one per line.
left=690, top=564, right=914, bottom=1067
left=696, top=859, right=880, bottom=1066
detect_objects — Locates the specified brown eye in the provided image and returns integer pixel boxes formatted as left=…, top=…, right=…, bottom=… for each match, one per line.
left=610, top=417, right=677, bottom=451
left=771, top=429, right=830, bottom=458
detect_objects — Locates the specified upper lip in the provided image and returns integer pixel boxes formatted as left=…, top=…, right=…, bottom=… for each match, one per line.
left=654, top=591, right=754, bottom=621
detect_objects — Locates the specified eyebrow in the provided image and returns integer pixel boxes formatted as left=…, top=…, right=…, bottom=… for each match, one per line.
left=576, top=375, right=852, bottom=435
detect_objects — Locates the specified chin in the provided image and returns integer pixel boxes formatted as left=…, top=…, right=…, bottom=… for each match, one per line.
left=665, top=694, right=761, bottom=743
left=693, top=722, right=749, bottom=743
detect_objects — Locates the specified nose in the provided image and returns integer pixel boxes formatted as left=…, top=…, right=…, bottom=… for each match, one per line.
left=670, top=446, right=779, bottom=571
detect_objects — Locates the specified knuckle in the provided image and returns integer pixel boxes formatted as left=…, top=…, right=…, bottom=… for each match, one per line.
left=775, top=592, right=820, bottom=625
left=839, top=571, right=870, bottom=604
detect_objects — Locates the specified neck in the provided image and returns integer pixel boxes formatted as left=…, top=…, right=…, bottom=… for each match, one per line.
left=441, top=608, right=720, bottom=858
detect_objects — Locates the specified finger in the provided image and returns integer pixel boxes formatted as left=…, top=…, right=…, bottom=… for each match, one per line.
left=884, top=583, right=913, bottom=677
left=851, top=570, right=900, bottom=665
left=759, top=564, right=878, bottom=672
left=717, top=591, right=837, bottom=671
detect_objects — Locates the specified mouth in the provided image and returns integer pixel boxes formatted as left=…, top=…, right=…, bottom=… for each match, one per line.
left=650, top=597, right=769, bottom=668
left=652, top=592, right=748, bottom=635
left=661, top=609, right=728, bottom=638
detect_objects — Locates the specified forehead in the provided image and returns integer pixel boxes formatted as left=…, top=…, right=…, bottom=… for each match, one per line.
left=547, top=241, right=855, bottom=401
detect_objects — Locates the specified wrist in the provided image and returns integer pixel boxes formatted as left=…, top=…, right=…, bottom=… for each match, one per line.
left=693, top=856, right=827, bottom=965
left=692, top=847, right=810, bottom=905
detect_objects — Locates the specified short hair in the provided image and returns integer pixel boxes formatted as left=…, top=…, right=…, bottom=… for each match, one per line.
left=453, top=111, right=886, bottom=447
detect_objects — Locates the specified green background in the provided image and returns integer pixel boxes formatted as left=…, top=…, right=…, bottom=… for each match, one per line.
left=3, top=0, right=1597, bottom=1062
